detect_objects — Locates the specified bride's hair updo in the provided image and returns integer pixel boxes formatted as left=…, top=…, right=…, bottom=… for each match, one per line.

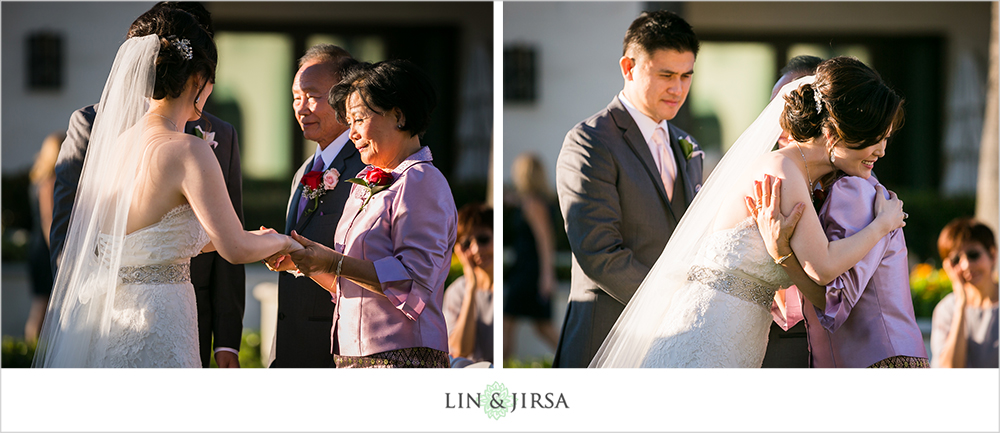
left=128, top=7, right=217, bottom=103
left=780, top=56, right=903, bottom=149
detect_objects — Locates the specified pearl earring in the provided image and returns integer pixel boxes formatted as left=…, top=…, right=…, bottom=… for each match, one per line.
left=829, top=149, right=836, bottom=165
left=397, top=124, right=403, bottom=130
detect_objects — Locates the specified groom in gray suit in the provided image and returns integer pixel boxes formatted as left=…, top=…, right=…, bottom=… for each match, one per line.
left=554, top=10, right=704, bottom=368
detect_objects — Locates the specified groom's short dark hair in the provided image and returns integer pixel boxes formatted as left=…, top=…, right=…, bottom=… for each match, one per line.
left=780, top=55, right=823, bottom=78
left=623, top=10, right=699, bottom=58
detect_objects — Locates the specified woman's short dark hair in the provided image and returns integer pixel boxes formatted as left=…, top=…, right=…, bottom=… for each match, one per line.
left=622, top=10, right=699, bottom=58
left=457, top=203, right=493, bottom=241
left=330, top=59, right=437, bottom=139
left=938, top=217, right=997, bottom=262
left=781, top=56, right=903, bottom=149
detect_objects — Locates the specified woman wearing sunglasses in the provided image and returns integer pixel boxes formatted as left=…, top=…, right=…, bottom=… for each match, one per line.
left=443, top=203, right=494, bottom=366
left=931, top=218, right=999, bottom=368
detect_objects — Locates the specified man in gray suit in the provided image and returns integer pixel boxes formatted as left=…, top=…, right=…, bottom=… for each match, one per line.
left=554, top=10, right=704, bottom=368
left=49, top=2, right=246, bottom=368
left=266, top=45, right=365, bottom=368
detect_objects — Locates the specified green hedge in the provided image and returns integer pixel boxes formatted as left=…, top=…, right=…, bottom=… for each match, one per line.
left=5, top=330, right=267, bottom=368
left=1, top=337, right=36, bottom=368
left=503, top=356, right=553, bottom=368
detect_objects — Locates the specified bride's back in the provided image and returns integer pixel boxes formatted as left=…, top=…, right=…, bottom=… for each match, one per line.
left=126, top=123, right=205, bottom=234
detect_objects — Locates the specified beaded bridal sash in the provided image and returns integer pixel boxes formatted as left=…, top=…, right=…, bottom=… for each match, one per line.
left=687, top=265, right=775, bottom=309
left=118, top=263, right=191, bottom=285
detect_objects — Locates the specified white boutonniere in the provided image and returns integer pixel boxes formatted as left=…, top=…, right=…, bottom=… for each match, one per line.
left=193, top=125, right=218, bottom=149
left=678, top=136, right=702, bottom=161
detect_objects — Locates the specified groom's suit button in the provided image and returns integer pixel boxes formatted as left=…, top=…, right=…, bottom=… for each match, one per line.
left=278, top=312, right=286, bottom=320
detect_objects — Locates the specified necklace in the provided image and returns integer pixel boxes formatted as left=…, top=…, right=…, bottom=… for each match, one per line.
left=793, top=141, right=815, bottom=201
left=149, top=112, right=179, bottom=131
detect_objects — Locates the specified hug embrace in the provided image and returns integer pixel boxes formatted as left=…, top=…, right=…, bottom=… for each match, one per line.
left=554, top=10, right=927, bottom=368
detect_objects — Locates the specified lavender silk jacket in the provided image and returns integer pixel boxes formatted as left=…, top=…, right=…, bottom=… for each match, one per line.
left=331, top=146, right=456, bottom=357
left=800, top=175, right=926, bottom=367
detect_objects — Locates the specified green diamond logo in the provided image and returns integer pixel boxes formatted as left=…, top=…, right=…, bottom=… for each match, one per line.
left=480, top=381, right=512, bottom=420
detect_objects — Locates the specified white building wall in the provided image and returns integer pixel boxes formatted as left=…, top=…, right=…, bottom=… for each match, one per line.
left=2, top=2, right=157, bottom=173
left=501, top=1, right=993, bottom=189
left=501, top=1, right=642, bottom=187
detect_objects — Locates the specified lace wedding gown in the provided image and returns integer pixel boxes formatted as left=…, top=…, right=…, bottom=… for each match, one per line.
left=640, top=217, right=792, bottom=368
left=98, top=204, right=208, bottom=367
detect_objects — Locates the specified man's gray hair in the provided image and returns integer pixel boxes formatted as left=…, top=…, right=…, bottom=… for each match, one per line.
left=298, top=44, right=354, bottom=71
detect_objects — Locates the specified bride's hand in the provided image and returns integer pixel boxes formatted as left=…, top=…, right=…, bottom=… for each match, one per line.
left=258, top=226, right=300, bottom=272
left=749, top=174, right=806, bottom=261
left=872, top=185, right=906, bottom=234
left=263, top=251, right=298, bottom=272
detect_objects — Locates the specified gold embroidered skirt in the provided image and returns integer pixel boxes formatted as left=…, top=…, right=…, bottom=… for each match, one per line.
left=334, top=347, right=449, bottom=368
left=867, top=355, right=930, bottom=368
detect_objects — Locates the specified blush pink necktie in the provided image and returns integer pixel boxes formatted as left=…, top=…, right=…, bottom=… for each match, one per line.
left=654, top=126, right=677, bottom=201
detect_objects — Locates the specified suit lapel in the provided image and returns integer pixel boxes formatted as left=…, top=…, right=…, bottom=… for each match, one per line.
left=667, top=124, right=696, bottom=207
left=329, top=140, right=357, bottom=180
left=293, top=143, right=360, bottom=233
left=294, top=164, right=319, bottom=232
left=286, top=159, right=311, bottom=234
left=608, top=98, right=675, bottom=220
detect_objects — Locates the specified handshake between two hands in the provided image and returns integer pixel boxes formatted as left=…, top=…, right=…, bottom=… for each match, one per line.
left=258, top=227, right=338, bottom=277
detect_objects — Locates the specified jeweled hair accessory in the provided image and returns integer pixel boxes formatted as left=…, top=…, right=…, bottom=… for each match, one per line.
left=170, top=36, right=193, bottom=60
left=814, top=90, right=823, bottom=114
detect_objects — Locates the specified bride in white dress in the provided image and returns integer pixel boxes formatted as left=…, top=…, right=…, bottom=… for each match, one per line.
left=34, top=9, right=300, bottom=367
left=591, top=59, right=907, bottom=368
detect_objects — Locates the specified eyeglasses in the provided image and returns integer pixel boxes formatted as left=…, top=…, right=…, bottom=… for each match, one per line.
left=459, top=233, right=492, bottom=249
left=949, top=249, right=983, bottom=266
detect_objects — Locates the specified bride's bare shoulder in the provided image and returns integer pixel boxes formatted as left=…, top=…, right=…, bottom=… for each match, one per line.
left=746, top=150, right=801, bottom=179
left=147, top=132, right=215, bottom=165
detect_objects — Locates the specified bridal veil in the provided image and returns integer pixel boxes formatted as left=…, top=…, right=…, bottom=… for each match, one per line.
left=590, top=76, right=815, bottom=368
left=33, top=35, right=159, bottom=367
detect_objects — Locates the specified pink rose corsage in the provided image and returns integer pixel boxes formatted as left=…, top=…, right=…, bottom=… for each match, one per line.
left=347, top=167, right=394, bottom=211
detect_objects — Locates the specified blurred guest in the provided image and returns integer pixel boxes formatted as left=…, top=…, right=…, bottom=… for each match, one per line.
left=443, top=203, right=494, bottom=364
left=277, top=59, right=456, bottom=368
left=931, top=218, right=999, bottom=368
left=504, top=153, right=559, bottom=362
left=24, top=131, right=63, bottom=342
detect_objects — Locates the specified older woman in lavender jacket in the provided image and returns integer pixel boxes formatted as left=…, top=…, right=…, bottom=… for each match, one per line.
left=752, top=57, right=927, bottom=368
left=799, top=175, right=926, bottom=367
left=278, top=59, right=456, bottom=368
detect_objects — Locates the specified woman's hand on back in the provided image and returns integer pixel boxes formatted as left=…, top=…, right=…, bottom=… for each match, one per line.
left=748, top=174, right=806, bottom=261
left=872, top=185, right=906, bottom=234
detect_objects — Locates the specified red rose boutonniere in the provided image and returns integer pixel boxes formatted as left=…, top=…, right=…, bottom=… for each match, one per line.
left=299, top=167, right=341, bottom=215
left=347, top=167, right=394, bottom=211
